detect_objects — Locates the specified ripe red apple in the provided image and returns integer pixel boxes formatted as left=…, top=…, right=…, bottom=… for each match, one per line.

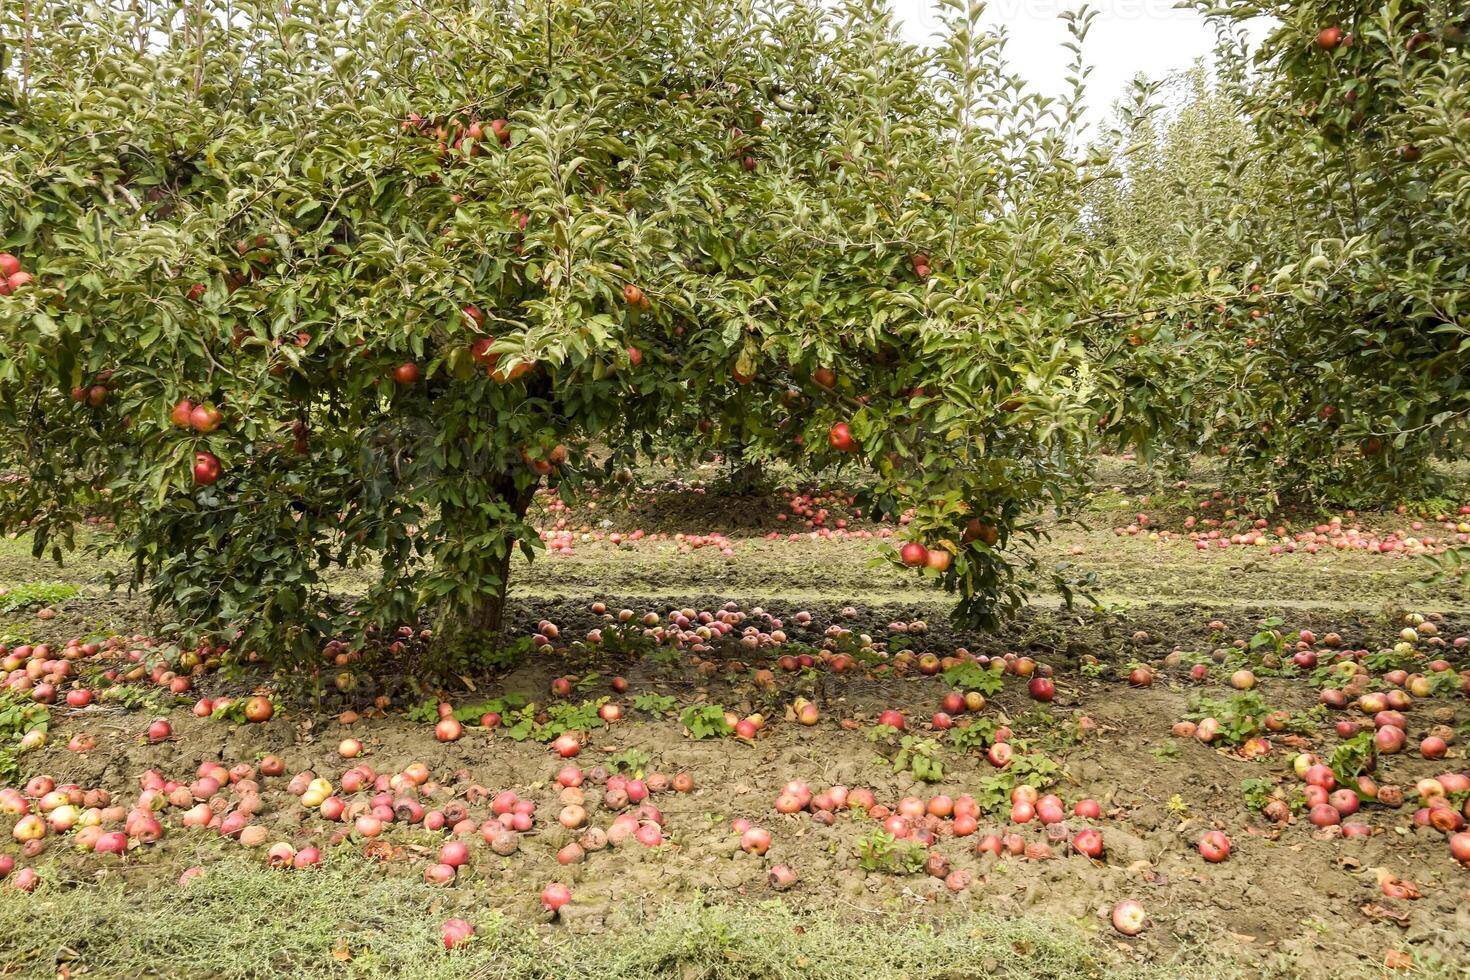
left=243, top=696, right=273, bottom=723
left=877, top=709, right=906, bottom=730
left=924, top=548, right=952, bottom=572
left=813, top=367, right=837, bottom=388
left=899, top=542, right=929, bottom=567
left=393, top=362, right=421, bottom=385
left=1316, top=26, right=1343, bottom=49
left=189, top=403, right=222, bottom=433
left=1198, top=830, right=1231, bottom=862
left=828, top=422, right=858, bottom=453
left=441, top=917, right=474, bottom=950
left=540, top=882, right=572, bottom=913
left=1027, top=677, right=1055, bottom=702
left=0, top=254, right=19, bottom=277
left=170, top=399, right=194, bottom=428
left=1449, top=831, right=1470, bottom=867
left=1111, top=900, right=1147, bottom=936
left=436, top=718, right=463, bottom=742
left=1420, top=736, right=1448, bottom=760
left=146, top=718, right=172, bottom=742
left=552, top=733, right=580, bottom=758
left=1072, top=828, right=1104, bottom=858
left=192, top=451, right=221, bottom=486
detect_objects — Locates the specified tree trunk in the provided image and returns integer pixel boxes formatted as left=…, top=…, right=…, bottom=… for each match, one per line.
left=725, top=440, right=764, bottom=496
left=455, top=471, right=540, bottom=642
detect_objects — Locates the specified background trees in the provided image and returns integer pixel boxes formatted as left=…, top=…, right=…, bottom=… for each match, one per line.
left=3, top=0, right=1460, bottom=674
left=1089, top=3, right=1470, bottom=508
left=0, top=0, right=1214, bottom=667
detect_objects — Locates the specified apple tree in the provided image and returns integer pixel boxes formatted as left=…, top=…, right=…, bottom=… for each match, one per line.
left=1, top=0, right=1225, bottom=678
left=1095, top=2, right=1470, bottom=508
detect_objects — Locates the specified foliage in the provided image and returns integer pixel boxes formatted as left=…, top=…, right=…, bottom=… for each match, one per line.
left=0, top=694, right=48, bottom=784
left=0, top=0, right=1279, bottom=672
left=855, top=830, right=927, bottom=874
left=632, top=692, right=677, bottom=717
left=1239, top=777, right=1276, bottom=813
left=892, top=735, right=944, bottom=783
left=679, top=704, right=732, bottom=740
left=485, top=697, right=603, bottom=742
left=1328, top=730, right=1376, bottom=785
left=940, top=660, right=1004, bottom=695
left=1183, top=691, right=1269, bottom=746
left=1085, top=0, right=1470, bottom=506
left=0, top=581, right=79, bottom=612
left=607, top=748, right=650, bottom=775
left=1151, top=739, right=1182, bottom=763
left=864, top=723, right=900, bottom=743
left=946, top=716, right=999, bottom=753
left=404, top=693, right=528, bottom=724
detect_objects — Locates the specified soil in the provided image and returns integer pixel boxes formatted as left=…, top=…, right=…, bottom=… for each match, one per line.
left=2, top=462, right=1469, bottom=979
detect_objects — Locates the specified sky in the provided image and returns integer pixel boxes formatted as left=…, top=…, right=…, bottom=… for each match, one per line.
left=887, top=0, right=1249, bottom=127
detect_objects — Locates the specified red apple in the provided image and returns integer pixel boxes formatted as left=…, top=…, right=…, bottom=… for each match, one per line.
left=1111, top=899, right=1147, bottom=936
left=899, top=542, right=929, bottom=567
left=192, top=451, right=221, bottom=486
left=1198, top=830, right=1231, bottom=862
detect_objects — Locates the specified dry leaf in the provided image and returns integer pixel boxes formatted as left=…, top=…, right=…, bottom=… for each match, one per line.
left=1359, top=903, right=1411, bottom=928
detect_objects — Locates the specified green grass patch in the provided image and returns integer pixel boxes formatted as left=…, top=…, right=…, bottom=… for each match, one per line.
left=0, top=581, right=80, bottom=613
left=0, top=858, right=1171, bottom=980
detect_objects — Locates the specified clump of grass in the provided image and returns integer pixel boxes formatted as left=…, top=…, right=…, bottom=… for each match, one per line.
left=0, top=858, right=1148, bottom=980
left=0, top=581, right=80, bottom=613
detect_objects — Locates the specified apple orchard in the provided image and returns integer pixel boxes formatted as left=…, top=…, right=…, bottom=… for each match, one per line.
left=0, top=0, right=1468, bottom=976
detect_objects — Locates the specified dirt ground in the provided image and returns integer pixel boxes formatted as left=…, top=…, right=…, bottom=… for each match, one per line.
left=1, top=459, right=1468, bottom=979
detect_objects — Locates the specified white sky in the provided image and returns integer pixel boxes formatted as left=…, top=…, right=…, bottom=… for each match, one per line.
left=888, top=0, right=1250, bottom=127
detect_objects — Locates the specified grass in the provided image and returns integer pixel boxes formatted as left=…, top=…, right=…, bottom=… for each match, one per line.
left=0, top=581, right=80, bottom=613
left=0, top=858, right=1176, bottom=980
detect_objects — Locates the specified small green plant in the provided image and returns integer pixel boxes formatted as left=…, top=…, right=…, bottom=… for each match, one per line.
left=1240, top=777, right=1275, bottom=812
left=1079, top=661, right=1106, bottom=679
left=539, top=699, right=609, bottom=741
left=946, top=717, right=999, bottom=753
left=608, top=748, right=651, bottom=774
left=680, top=704, right=733, bottom=740
left=1328, top=730, right=1376, bottom=785
left=98, top=683, right=175, bottom=714
left=1425, top=670, right=1463, bottom=698
left=0, top=695, right=49, bottom=784
left=1363, top=648, right=1413, bottom=673
left=1289, top=703, right=1328, bottom=733
left=865, top=723, right=900, bottom=743
left=1183, top=691, right=1269, bottom=746
left=633, top=692, right=677, bottom=716
left=210, top=698, right=258, bottom=724
left=975, top=773, right=1014, bottom=813
left=1248, top=617, right=1287, bottom=657
left=1166, top=794, right=1189, bottom=816
left=893, top=735, right=944, bottom=783
left=1009, top=750, right=1060, bottom=788
left=0, top=582, right=80, bottom=613
left=1151, top=739, right=1182, bottom=762
left=490, top=698, right=607, bottom=742
left=941, top=661, right=1005, bottom=696
left=856, top=830, right=928, bottom=874
left=404, top=693, right=530, bottom=725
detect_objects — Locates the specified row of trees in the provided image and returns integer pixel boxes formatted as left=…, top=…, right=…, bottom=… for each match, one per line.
left=1090, top=1, right=1470, bottom=508
left=0, top=0, right=1463, bottom=671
